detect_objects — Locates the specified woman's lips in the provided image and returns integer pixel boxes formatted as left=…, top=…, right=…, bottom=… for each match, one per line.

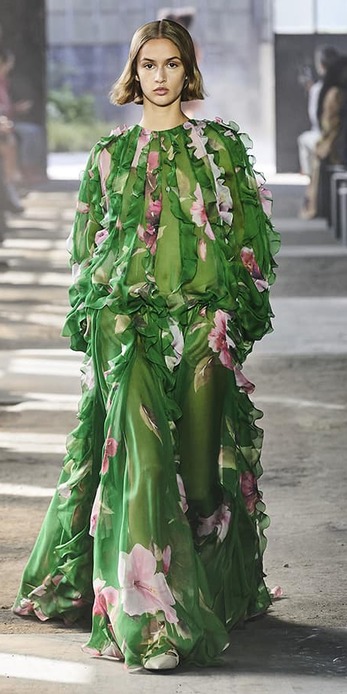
left=154, top=88, right=168, bottom=94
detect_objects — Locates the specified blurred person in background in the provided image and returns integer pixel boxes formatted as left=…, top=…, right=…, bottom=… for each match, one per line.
left=297, top=45, right=340, bottom=178
left=0, top=46, right=24, bottom=212
left=14, top=18, right=280, bottom=672
left=301, top=53, right=347, bottom=220
left=0, top=44, right=45, bottom=192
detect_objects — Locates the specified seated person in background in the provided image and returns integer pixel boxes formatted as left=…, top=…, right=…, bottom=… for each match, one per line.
left=0, top=46, right=24, bottom=210
left=0, top=45, right=45, bottom=189
left=301, top=54, right=347, bottom=220
left=298, top=45, right=339, bottom=177
left=0, top=114, right=23, bottom=213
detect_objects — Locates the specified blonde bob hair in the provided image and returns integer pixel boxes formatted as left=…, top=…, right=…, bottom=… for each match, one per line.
left=110, top=19, right=204, bottom=105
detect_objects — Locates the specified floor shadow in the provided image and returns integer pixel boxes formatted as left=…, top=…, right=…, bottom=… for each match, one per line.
left=180, top=614, right=347, bottom=678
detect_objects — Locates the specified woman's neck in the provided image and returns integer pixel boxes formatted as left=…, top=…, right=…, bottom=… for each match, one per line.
left=138, top=102, right=188, bottom=131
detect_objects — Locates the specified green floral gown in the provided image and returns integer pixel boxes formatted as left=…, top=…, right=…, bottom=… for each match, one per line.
left=13, top=118, right=280, bottom=669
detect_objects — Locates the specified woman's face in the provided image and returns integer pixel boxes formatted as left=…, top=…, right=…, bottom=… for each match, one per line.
left=136, top=38, right=186, bottom=109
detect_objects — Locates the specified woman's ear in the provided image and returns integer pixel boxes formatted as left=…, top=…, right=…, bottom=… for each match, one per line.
left=135, top=75, right=140, bottom=82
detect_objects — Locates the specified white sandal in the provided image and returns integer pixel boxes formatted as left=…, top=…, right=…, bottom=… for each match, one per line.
left=143, top=648, right=179, bottom=671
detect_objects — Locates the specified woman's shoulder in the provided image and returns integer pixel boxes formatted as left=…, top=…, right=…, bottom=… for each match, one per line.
left=200, top=116, right=240, bottom=133
left=93, top=124, right=133, bottom=152
left=193, top=117, right=254, bottom=160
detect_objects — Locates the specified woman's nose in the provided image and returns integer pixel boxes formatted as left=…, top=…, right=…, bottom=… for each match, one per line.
left=155, top=68, right=166, bottom=83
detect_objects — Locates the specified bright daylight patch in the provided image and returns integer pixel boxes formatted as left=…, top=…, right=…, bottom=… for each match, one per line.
left=0, top=653, right=91, bottom=684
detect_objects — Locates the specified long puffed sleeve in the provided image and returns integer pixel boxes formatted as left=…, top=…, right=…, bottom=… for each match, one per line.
left=62, top=143, right=107, bottom=352
left=207, top=121, right=280, bottom=363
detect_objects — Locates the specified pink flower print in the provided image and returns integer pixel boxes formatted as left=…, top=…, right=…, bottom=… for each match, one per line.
left=51, top=574, right=64, bottom=587
left=28, top=573, right=64, bottom=600
left=95, top=229, right=109, bottom=246
left=176, top=473, right=188, bottom=513
left=90, top=484, right=101, bottom=537
left=33, top=606, right=48, bottom=621
left=76, top=200, right=90, bottom=214
left=162, top=545, right=171, bottom=575
left=29, top=576, right=50, bottom=598
left=187, top=123, right=208, bottom=159
left=240, top=246, right=259, bottom=274
left=101, top=436, right=118, bottom=474
left=233, top=366, right=255, bottom=394
left=258, top=184, right=273, bottom=218
left=197, top=503, right=232, bottom=543
left=240, top=471, right=260, bottom=514
left=13, top=598, right=35, bottom=616
left=152, top=543, right=172, bottom=575
left=191, top=184, right=215, bottom=240
left=132, top=129, right=151, bottom=168
left=93, top=578, right=119, bottom=617
left=147, top=150, right=160, bottom=173
left=146, top=197, right=162, bottom=226
left=198, top=238, right=207, bottom=262
left=98, top=147, right=111, bottom=199
left=208, top=309, right=235, bottom=370
left=270, top=585, right=284, bottom=599
left=13, top=598, right=48, bottom=621
left=110, top=124, right=128, bottom=137
left=118, top=543, right=178, bottom=624
left=224, top=129, right=237, bottom=140
left=217, top=181, right=233, bottom=226
left=254, top=278, right=269, bottom=292
left=240, top=246, right=269, bottom=293
left=191, top=187, right=207, bottom=226
left=137, top=223, right=157, bottom=255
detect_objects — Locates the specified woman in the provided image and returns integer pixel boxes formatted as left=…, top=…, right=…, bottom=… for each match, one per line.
left=301, top=54, right=347, bottom=220
left=297, top=45, right=339, bottom=178
left=0, top=47, right=24, bottom=213
left=13, top=20, right=280, bottom=671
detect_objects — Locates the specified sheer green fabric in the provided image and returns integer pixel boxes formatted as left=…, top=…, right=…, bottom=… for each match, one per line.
left=13, top=119, right=280, bottom=669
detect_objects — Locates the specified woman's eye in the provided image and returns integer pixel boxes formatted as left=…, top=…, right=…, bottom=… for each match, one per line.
left=144, top=63, right=153, bottom=69
left=168, top=62, right=178, bottom=68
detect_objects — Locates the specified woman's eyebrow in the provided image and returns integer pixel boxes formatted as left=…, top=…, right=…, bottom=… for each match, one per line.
left=139, top=56, right=182, bottom=62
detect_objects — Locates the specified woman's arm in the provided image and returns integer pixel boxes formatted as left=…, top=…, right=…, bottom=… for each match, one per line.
left=218, top=124, right=280, bottom=361
left=62, top=143, right=106, bottom=351
left=316, top=87, right=342, bottom=160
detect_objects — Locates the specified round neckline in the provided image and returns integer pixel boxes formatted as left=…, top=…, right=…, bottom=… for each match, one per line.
left=135, top=120, right=193, bottom=134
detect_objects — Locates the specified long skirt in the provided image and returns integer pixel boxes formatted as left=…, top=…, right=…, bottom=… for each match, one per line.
left=13, top=302, right=271, bottom=669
